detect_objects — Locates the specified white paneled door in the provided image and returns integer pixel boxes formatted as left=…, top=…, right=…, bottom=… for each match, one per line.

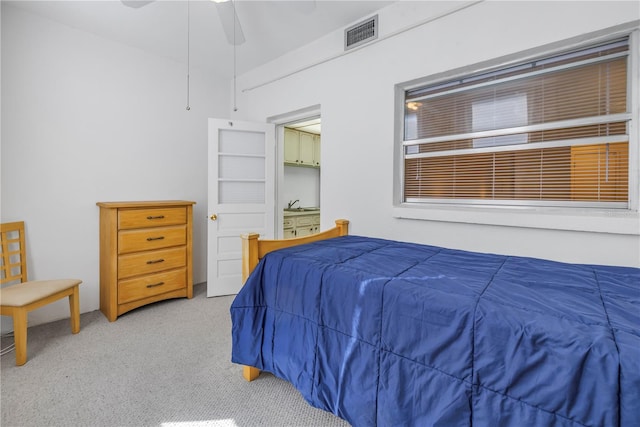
left=207, top=119, right=275, bottom=297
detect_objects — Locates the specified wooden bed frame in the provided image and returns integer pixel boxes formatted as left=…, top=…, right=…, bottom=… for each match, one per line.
left=239, top=219, right=350, bottom=381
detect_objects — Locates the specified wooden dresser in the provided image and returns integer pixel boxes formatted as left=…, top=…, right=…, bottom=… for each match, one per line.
left=97, top=200, right=196, bottom=321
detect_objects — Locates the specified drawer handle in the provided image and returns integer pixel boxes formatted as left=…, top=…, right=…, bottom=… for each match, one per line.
left=146, top=259, right=165, bottom=264
left=146, top=281, right=165, bottom=288
left=146, top=236, right=165, bottom=241
left=147, top=215, right=165, bottom=220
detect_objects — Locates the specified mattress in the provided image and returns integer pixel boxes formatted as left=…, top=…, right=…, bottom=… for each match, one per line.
left=230, top=235, right=640, bottom=426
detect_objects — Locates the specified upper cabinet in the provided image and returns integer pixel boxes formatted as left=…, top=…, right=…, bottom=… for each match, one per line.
left=299, top=132, right=315, bottom=165
left=284, top=128, right=300, bottom=164
left=285, top=128, right=320, bottom=168
left=313, top=135, right=321, bottom=167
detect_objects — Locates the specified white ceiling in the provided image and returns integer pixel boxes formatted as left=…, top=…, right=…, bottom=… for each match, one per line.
left=7, top=0, right=394, bottom=79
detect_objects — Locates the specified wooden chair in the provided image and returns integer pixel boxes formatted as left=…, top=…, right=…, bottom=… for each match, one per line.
left=0, top=221, right=82, bottom=366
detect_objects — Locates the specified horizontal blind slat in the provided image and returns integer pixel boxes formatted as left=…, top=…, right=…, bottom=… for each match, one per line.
left=406, top=58, right=627, bottom=141
left=404, top=143, right=628, bottom=202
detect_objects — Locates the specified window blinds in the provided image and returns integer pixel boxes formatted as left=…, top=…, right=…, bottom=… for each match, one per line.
left=403, top=38, right=630, bottom=206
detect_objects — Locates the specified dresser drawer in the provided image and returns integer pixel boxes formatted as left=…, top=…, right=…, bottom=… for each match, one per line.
left=118, top=225, right=186, bottom=254
left=283, top=218, right=294, bottom=228
left=118, top=247, right=186, bottom=279
left=118, top=268, right=186, bottom=304
left=118, top=207, right=187, bottom=230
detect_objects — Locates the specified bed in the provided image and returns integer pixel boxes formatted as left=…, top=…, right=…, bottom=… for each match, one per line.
left=230, top=219, right=640, bottom=426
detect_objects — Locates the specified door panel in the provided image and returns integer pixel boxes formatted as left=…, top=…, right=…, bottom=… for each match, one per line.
left=207, top=119, right=275, bottom=297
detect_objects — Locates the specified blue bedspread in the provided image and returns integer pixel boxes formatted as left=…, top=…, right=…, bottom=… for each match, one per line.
left=230, top=235, right=640, bottom=426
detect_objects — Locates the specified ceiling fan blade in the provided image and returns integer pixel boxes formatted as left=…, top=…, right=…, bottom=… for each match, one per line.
left=215, top=1, right=246, bottom=46
left=121, top=0, right=155, bottom=8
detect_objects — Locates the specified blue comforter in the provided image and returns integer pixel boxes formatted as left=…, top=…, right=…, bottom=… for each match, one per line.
left=230, top=236, right=640, bottom=426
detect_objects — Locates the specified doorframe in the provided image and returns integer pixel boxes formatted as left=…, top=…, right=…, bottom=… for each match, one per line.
left=268, top=105, right=321, bottom=239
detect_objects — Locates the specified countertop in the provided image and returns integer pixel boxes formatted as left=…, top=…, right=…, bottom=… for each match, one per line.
left=283, top=209, right=320, bottom=217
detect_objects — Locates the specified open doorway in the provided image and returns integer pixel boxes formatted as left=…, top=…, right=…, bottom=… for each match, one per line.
left=277, top=116, right=321, bottom=239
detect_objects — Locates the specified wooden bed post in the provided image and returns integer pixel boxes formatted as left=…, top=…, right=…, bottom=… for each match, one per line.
left=243, top=366, right=261, bottom=382
left=238, top=220, right=349, bottom=382
left=335, top=219, right=349, bottom=236
left=241, top=232, right=262, bottom=382
left=241, top=232, right=260, bottom=285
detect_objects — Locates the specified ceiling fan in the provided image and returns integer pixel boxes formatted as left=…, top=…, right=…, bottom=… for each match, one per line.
left=120, top=0, right=316, bottom=111
left=121, top=0, right=246, bottom=46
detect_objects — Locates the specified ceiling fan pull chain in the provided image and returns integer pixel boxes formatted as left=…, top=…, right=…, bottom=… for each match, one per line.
left=232, top=0, right=238, bottom=112
left=186, top=0, right=191, bottom=111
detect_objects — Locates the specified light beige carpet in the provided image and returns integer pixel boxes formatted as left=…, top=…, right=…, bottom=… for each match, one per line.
left=0, top=284, right=350, bottom=427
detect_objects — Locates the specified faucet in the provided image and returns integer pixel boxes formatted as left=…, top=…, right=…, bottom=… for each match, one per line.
left=287, top=199, right=299, bottom=209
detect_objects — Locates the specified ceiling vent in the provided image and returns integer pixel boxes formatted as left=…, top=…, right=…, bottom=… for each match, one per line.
left=344, top=15, right=378, bottom=51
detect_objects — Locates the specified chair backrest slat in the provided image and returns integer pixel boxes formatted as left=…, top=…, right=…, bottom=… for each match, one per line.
left=1, top=221, right=28, bottom=285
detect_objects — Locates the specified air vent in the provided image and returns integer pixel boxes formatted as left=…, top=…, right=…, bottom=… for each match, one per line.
left=344, top=15, right=378, bottom=51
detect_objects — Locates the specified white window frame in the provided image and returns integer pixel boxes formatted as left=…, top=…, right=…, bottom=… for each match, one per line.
left=393, top=27, right=639, bottom=236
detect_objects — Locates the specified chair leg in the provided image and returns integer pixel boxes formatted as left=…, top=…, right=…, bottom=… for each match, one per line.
left=13, top=309, right=28, bottom=366
left=69, top=286, right=80, bottom=334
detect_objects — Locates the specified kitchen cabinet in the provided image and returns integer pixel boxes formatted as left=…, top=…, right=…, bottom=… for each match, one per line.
left=299, top=132, right=315, bottom=165
left=284, top=128, right=320, bottom=167
left=313, top=135, right=321, bottom=167
left=283, top=217, right=297, bottom=238
left=284, top=128, right=300, bottom=164
left=283, top=211, right=320, bottom=238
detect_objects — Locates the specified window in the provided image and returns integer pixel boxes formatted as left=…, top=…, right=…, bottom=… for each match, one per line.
left=401, top=38, right=632, bottom=208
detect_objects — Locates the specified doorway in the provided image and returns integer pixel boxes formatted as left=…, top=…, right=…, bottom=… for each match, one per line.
left=277, top=116, right=321, bottom=239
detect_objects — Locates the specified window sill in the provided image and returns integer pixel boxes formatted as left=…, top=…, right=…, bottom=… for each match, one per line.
left=392, top=204, right=640, bottom=236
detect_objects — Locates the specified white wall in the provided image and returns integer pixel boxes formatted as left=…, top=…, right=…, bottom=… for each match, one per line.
left=2, top=1, right=638, bottom=333
left=1, top=4, right=228, bottom=330
left=233, top=1, right=640, bottom=267
left=283, top=165, right=320, bottom=209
